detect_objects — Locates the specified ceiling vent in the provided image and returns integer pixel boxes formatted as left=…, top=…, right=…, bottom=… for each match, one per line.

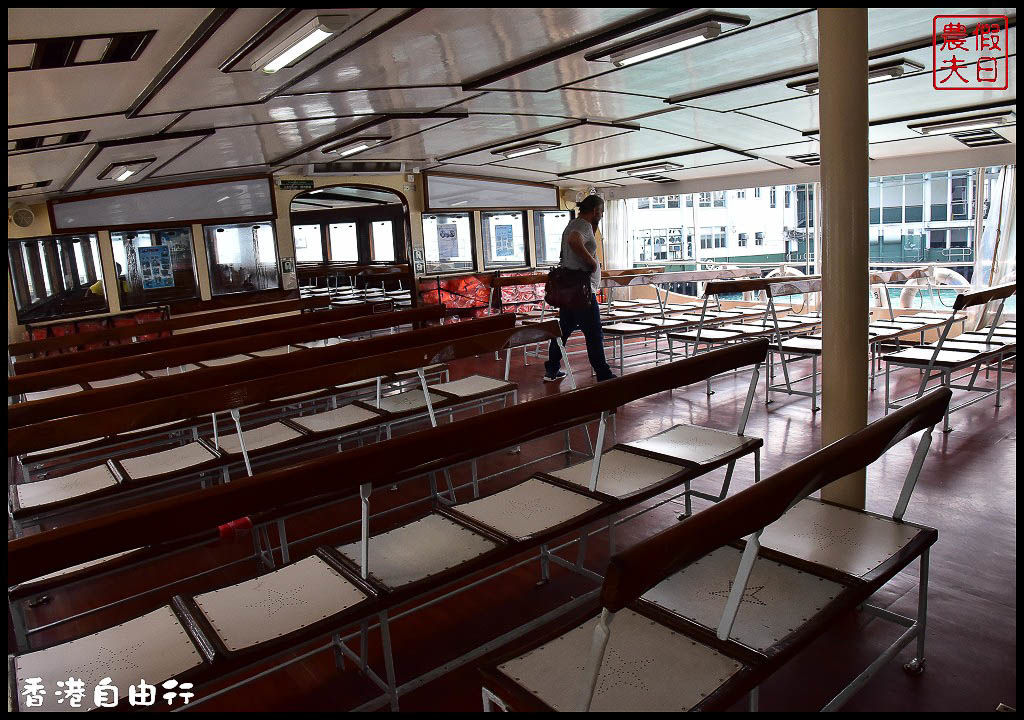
left=788, top=153, right=821, bottom=166
left=634, top=175, right=677, bottom=183
left=8, top=32, right=154, bottom=71
left=8, top=131, right=89, bottom=152
left=951, top=129, right=1010, bottom=148
left=310, top=161, right=404, bottom=175
left=8, top=180, right=52, bottom=193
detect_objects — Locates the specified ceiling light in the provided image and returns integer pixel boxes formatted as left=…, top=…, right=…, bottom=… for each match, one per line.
left=619, top=162, right=683, bottom=176
left=493, top=141, right=561, bottom=159
left=98, top=158, right=155, bottom=183
left=253, top=15, right=350, bottom=74
left=322, top=136, right=390, bottom=157
left=451, top=200, right=469, bottom=206
left=788, top=59, right=925, bottom=94
left=910, top=111, right=1016, bottom=136
left=586, top=14, right=749, bottom=68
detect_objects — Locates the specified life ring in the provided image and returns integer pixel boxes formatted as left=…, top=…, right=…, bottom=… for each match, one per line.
left=762, top=266, right=809, bottom=311
left=899, top=267, right=970, bottom=308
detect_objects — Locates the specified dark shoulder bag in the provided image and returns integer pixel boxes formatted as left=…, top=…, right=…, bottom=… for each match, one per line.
left=545, top=266, right=592, bottom=310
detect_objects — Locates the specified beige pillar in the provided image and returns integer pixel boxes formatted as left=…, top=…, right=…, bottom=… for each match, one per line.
left=819, top=7, right=869, bottom=509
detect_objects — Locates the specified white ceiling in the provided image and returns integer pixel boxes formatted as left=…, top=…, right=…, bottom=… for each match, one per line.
left=7, top=7, right=1018, bottom=204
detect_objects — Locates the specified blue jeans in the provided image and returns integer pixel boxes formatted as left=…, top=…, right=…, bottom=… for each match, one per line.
left=545, top=293, right=613, bottom=380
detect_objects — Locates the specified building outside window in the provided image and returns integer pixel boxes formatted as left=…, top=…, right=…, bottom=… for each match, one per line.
left=667, top=195, right=680, bottom=208
left=203, top=222, right=279, bottom=296
left=770, top=187, right=777, bottom=208
left=713, top=191, right=726, bottom=207
left=110, top=227, right=198, bottom=308
left=755, top=231, right=765, bottom=246
left=738, top=232, right=748, bottom=247
left=698, top=192, right=711, bottom=207
left=714, top=226, right=727, bottom=248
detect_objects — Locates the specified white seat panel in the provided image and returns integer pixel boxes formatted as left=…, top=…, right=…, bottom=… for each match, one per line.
left=291, top=404, right=382, bottom=433
left=642, top=546, right=843, bottom=652
left=497, top=608, right=742, bottom=712
left=23, top=384, right=84, bottom=402
left=375, top=389, right=447, bottom=414
left=548, top=449, right=683, bottom=498
left=120, top=442, right=217, bottom=480
left=429, top=374, right=511, bottom=397
left=453, top=478, right=602, bottom=540
left=193, top=555, right=367, bottom=652
left=216, top=422, right=302, bottom=454
left=626, top=424, right=753, bottom=466
left=14, top=606, right=202, bottom=712
left=147, top=364, right=202, bottom=376
left=297, top=337, right=349, bottom=348
left=88, top=373, right=146, bottom=388
left=17, top=464, right=117, bottom=510
left=338, top=514, right=497, bottom=588
left=249, top=346, right=295, bottom=357
left=759, top=499, right=921, bottom=577
left=199, top=354, right=253, bottom=367
left=603, top=322, right=656, bottom=333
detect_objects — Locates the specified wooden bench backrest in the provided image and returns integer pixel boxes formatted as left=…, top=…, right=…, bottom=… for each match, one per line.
left=704, top=274, right=823, bottom=297
left=600, top=387, right=951, bottom=611
left=7, top=339, right=769, bottom=585
left=952, top=281, right=1016, bottom=311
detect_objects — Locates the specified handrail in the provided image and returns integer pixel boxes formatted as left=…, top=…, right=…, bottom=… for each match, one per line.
left=704, top=275, right=823, bottom=297
left=952, top=281, right=1016, bottom=311
left=602, top=269, right=759, bottom=289
left=7, top=339, right=769, bottom=585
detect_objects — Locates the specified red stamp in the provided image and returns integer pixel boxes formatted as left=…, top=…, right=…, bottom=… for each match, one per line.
left=933, top=15, right=1009, bottom=89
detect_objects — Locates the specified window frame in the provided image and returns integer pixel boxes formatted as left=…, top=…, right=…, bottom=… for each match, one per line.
left=8, top=234, right=110, bottom=324
left=421, top=211, right=477, bottom=274
left=109, top=225, right=201, bottom=310
left=480, top=209, right=531, bottom=270
left=202, top=221, right=282, bottom=297
left=533, top=209, right=574, bottom=267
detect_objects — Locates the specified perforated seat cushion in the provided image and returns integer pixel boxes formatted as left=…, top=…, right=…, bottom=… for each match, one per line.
left=609, top=300, right=639, bottom=307
left=777, top=337, right=822, bottom=354
left=291, top=404, right=383, bottom=433
left=199, top=354, right=253, bottom=367
left=603, top=322, right=657, bottom=334
left=297, top=337, right=348, bottom=348
left=16, top=464, right=118, bottom=510
left=630, top=298, right=661, bottom=305
left=669, top=329, right=742, bottom=341
left=495, top=608, right=742, bottom=711
left=642, top=546, right=844, bottom=653
left=249, top=346, right=294, bottom=357
left=216, top=422, right=302, bottom=454
left=955, top=332, right=1015, bottom=346
left=429, top=374, right=512, bottom=397
left=338, top=514, right=497, bottom=589
left=636, top=317, right=692, bottom=328
left=452, top=478, right=603, bottom=539
left=884, top=347, right=983, bottom=367
left=193, top=555, right=367, bottom=652
left=759, top=498, right=923, bottom=577
left=23, top=384, right=83, bottom=402
left=625, top=424, right=756, bottom=467
left=604, top=310, right=643, bottom=318
left=933, top=340, right=1005, bottom=353
left=548, top=449, right=683, bottom=498
left=148, top=364, right=202, bottom=376
left=88, top=373, right=146, bottom=388
left=120, top=442, right=217, bottom=480
left=663, top=303, right=700, bottom=311
left=374, top=389, right=448, bottom=415
left=14, top=606, right=202, bottom=712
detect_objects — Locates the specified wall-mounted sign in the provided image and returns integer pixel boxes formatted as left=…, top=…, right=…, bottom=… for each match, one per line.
left=137, top=245, right=174, bottom=289
left=278, top=179, right=315, bottom=191
left=494, top=224, right=514, bottom=257
left=437, top=223, right=459, bottom=259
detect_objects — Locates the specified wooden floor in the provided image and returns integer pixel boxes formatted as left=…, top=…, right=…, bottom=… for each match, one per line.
left=12, top=336, right=1017, bottom=712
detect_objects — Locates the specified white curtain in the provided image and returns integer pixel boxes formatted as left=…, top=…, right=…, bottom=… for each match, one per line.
left=972, top=165, right=1016, bottom=327
left=602, top=198, right=630, bottom=270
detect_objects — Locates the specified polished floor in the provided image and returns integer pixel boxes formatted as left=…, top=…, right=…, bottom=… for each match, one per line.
left=13, top=336, right=1016, bottom=712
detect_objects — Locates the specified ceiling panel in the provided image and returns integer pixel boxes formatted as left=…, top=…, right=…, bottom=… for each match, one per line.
left=679, top=84, right=811, bottom=113
left=276, top=115, right=464, bottom=166
left=477, top=8, right=805, bottom=92
left=286, top=8, right=650, bottom=93
left=66, top=134, right=211, bottom=192
left=8, top=145, right=93, bottom=194
left=136, top=8, right=393, bottom=116
left=444, top=123, right=632, bottom=165
left=745, top=140, right=821, bottom=168
left=868, top=134, right=980, bottom=159
left=153, top=118, right=363, bottom=177
left=561, top=148, right=749, bottom=182
left=8, top=8, right=213, bottom=126
left=460, top=89, right=667, bottom=121
left=353, top=114, right=571, bottom=161
left=493, top=129, right=713, bottom=174
left=426, top=163, right=562, bottom=183
left=995, top=125, right=1016, bottom=143
left=629, top=107, right=808, bottom=149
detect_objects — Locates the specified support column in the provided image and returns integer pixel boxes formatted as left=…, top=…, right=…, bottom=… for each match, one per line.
left=819, top=8, right=869, bottom=509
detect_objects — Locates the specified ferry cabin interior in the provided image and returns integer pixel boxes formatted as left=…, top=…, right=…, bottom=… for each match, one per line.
left=6, top=7, right=1017, bottom=713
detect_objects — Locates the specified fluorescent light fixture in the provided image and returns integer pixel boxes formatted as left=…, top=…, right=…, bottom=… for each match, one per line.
left=321, top=136, right=390, bottom=157
left=788, top=59, right=925, bottom=94
left=619, top=162, right=683, bottom=176
left=253, top=15, right=350, bottom=74
left=450, top=200, right=469, bottom=206
left=586, top=14, right=749, bottom=68
left=910, top=111, right=1015, bottom=136
left=98, top=158, right=155, bottom=183
left=492, top=140, right=560, bottom=159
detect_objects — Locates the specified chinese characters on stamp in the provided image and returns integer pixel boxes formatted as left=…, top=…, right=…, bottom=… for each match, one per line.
left=933, top=15, right=1009, bottom=90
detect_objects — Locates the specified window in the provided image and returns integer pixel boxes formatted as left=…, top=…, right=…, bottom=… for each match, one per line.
left=667, top=195, right=681, bottom=208
left=481, top=211, right=528, bottom=268
left=754, top=187, right=762, bottom=198
left=951, top=174, right=969, bottom=220
left=714, top=227, right=727, bottom=248
left=738, top=232, right=748, bottom=247
left=904, top=174, right=925, bottom=223
left=203, top=222, right=280, bottom=296
left=685, top=194, right=693, bottom=207
left=755, top=231, right=764, bottom=246
left=637, top=197, right=650, bottom=209
left=929, top=173, right=948, bottom=221
left=770, top=187, right=777, bottom=208
left=534, top=210, right=572, bottom=266
left=651, top=196, right=667, bottom=209
left=736, top=190, right=746, bottom=199
left=713, top=191, right=726, bottom=207
left=927, top=230, right=947, bottom=249
left=698, top=192, right=711, bottom=207
left=784, top=189, right=791, bottom=208
left=328, top=222, right=359, bottom=262
left=700, top=227, right=713, bottom=249
left=949, top=227, right=970, bottom=248
left=110, top=227, right=199, bottom=308
left=869, top=179, right=881, bottom=224
left=8, top=234, right=108, bottom=323
left=370, top=220, right=396, bottom=262
left=422, top=212, right=474, bottom=273
left=882, top=176, right=903, bottom=224
left=292, top=224, right=323, bottom=262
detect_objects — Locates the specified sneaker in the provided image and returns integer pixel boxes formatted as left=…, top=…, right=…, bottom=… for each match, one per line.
left=596, top=373, right=618, bottom=382
left=543, top=371, right=567, bottom=382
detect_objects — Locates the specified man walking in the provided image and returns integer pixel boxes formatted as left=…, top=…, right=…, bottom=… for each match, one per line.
left=544, top=195, right=615, bottom=382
